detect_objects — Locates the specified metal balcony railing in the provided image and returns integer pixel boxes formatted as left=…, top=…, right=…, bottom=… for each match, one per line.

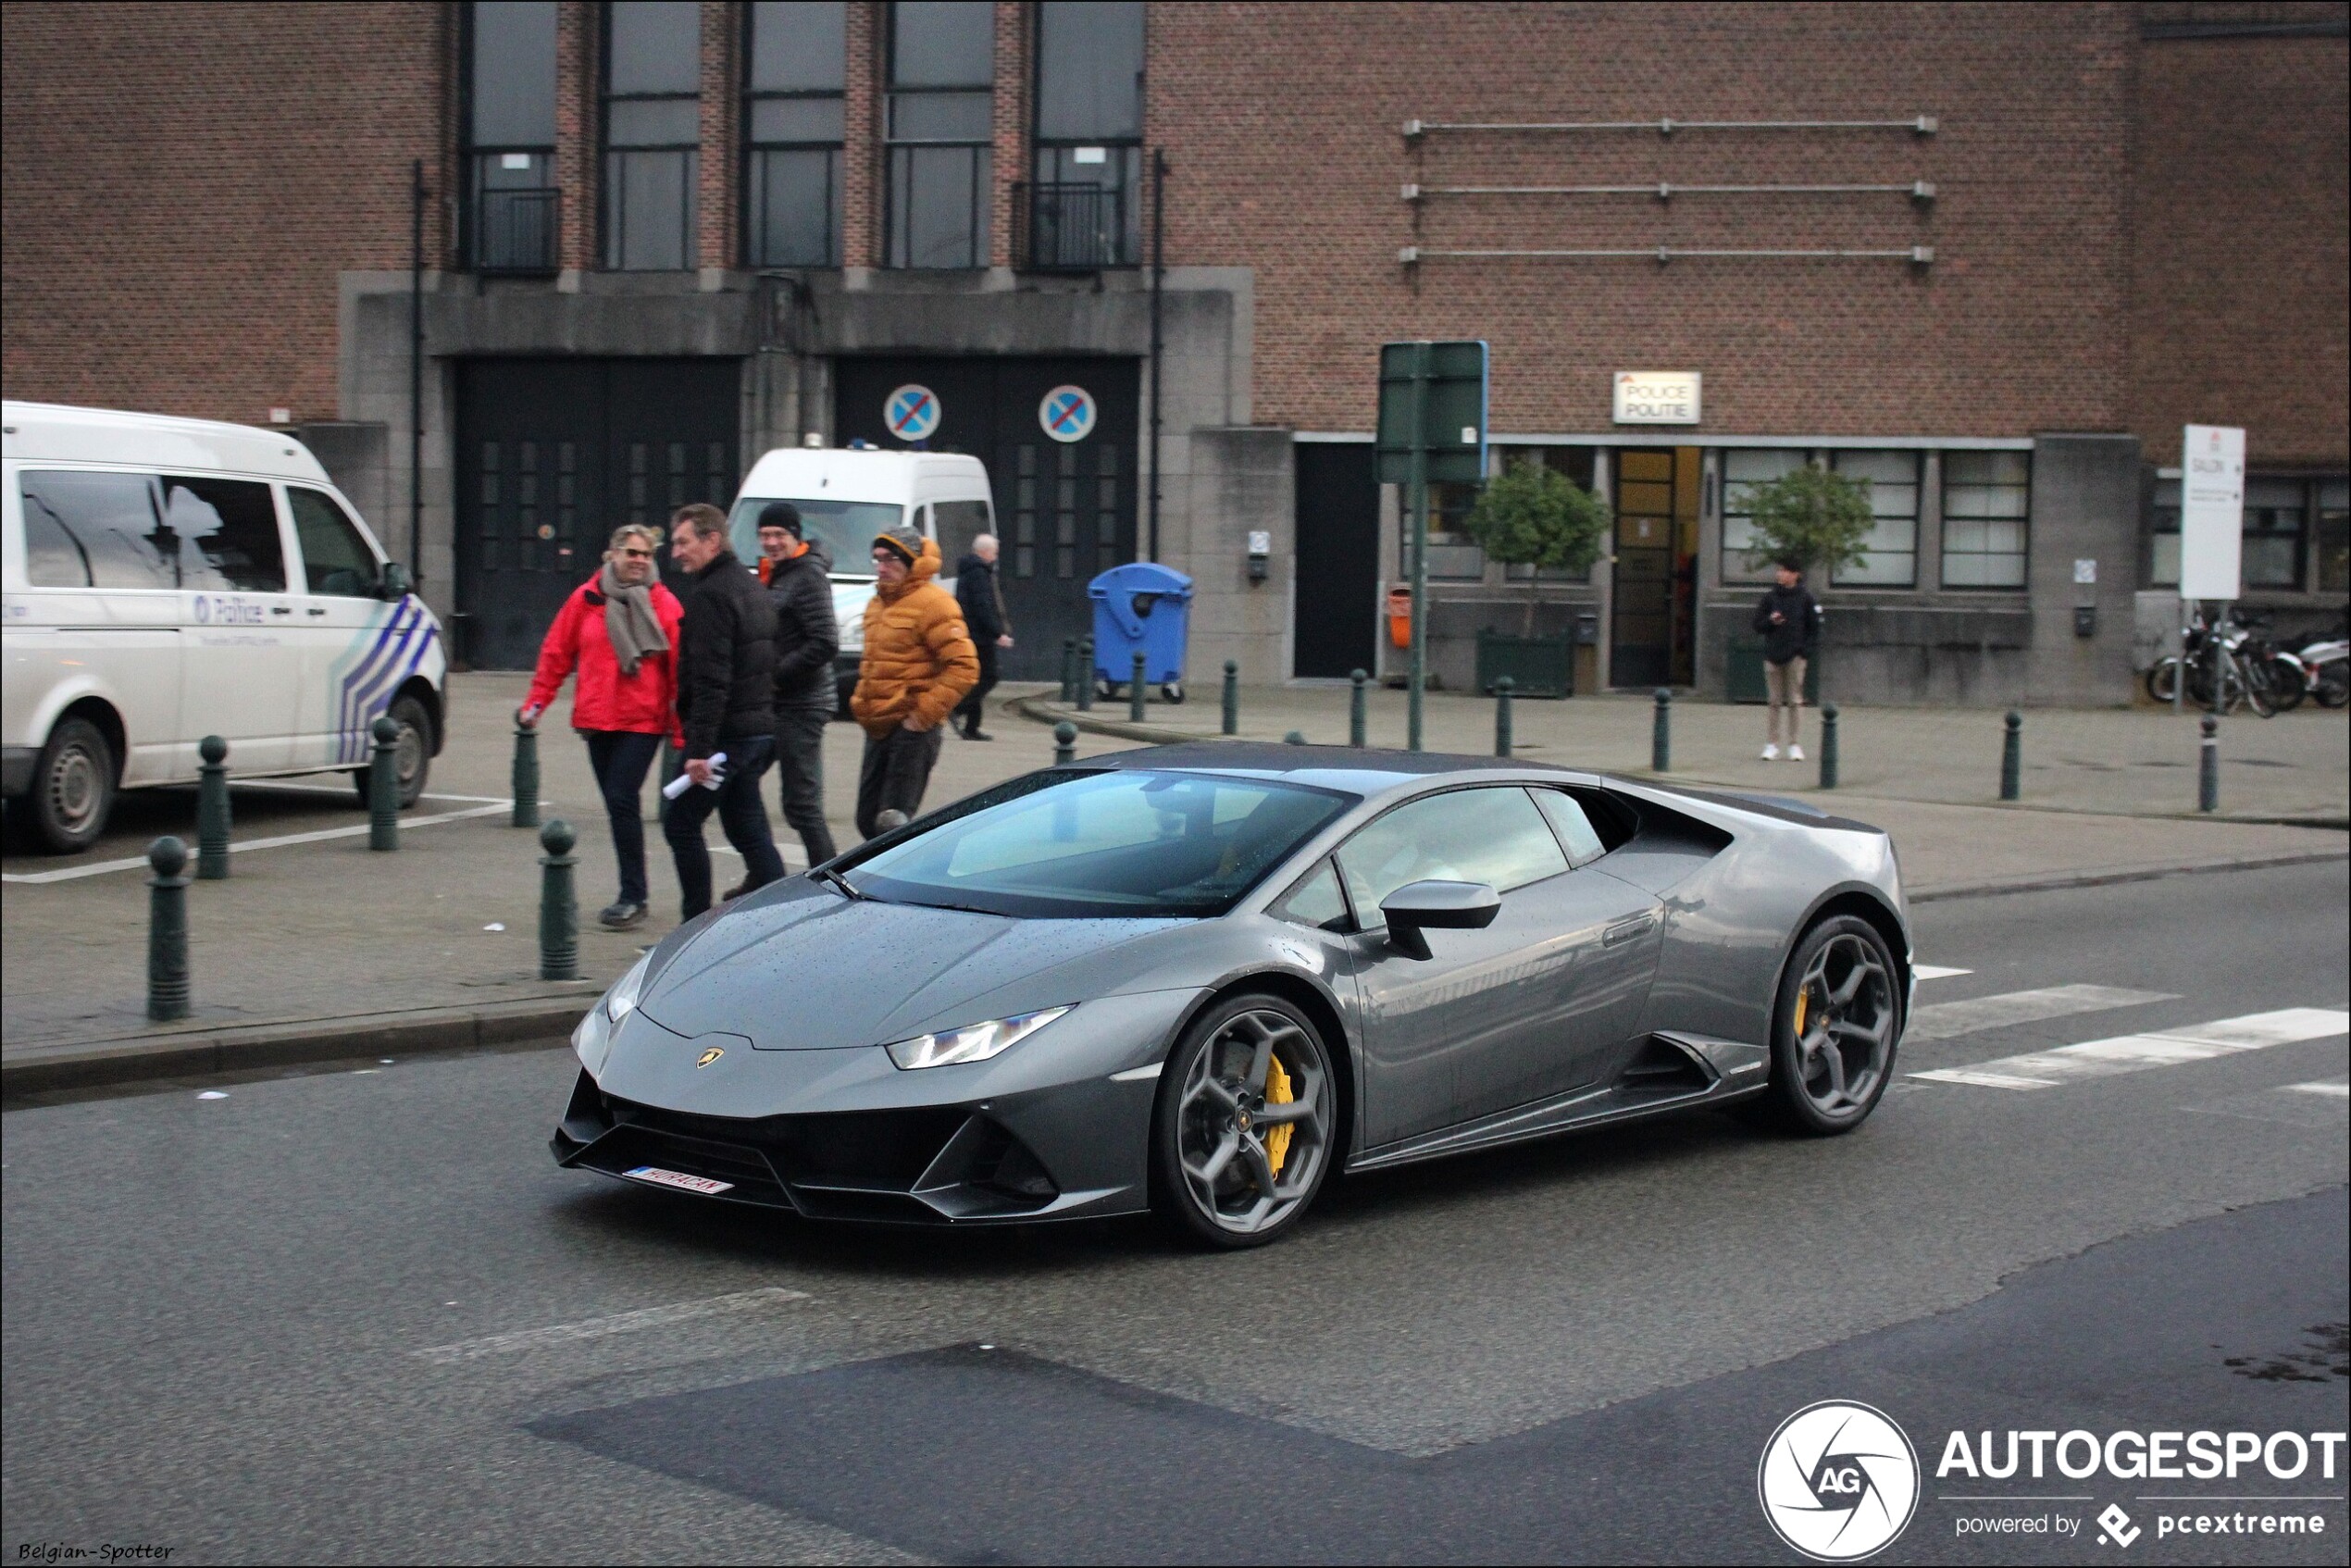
left=1014, top=181, right=1129, bottom=271
left=469, top=186, right=561, bottom=276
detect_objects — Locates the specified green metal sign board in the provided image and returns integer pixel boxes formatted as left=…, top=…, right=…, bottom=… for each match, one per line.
left=1377, top=340, right=1489, bottom=485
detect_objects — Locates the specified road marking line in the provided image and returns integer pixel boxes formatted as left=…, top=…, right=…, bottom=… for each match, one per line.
left=1914, top=964, right=1972, bottom=980
left=1912, top=1008, right=2350, bottom=1091
left=412, top=1287, right=811, bottom=1364
left=2284, top=1079, right=2350, bottom=1098
left=232, top=779, right=511, bottom=805
left=2, top=803, right=514, bottom=883
left=1905, top=984, right=2175, bottom=1043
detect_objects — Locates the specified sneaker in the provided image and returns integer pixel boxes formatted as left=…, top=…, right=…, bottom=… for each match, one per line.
left=1760, top=744, right=1780, bottom=761
left=1788, top=743, right=1806, bottom=762
left=720, top=879, right=749, bottom=902
left=598, top=900, right=648, bottom=930
left=964, top=728, right=994, bottom=741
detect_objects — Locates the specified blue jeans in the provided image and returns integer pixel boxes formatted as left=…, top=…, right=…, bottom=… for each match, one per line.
left=662, top=732, right=786, bottom=919
left=582, top=729, right=665, bottom=906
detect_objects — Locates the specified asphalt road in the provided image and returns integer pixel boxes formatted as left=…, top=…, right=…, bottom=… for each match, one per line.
left=4, top=860, right=2345, bottom=1565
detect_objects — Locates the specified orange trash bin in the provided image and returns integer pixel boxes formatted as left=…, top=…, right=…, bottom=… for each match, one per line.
left=1387, top=585, right=1413, bottom=649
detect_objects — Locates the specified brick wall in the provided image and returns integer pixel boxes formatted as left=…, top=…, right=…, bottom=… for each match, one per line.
left=0, top=0, right=443, bottom=426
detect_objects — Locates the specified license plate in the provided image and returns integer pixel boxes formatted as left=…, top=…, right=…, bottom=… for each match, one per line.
left=623, top=1164, right=733, bottom=1196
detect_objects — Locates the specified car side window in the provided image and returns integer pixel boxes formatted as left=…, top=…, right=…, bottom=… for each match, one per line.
left=933, top=498, right=991, bottom=566
left=1533, top=789, right=1607, bottom=866
left=1270, top=858, right=1350, bottom=930
left=163, top=476, right=285, bottom=593
left=18, top=470, right=175, bottom=590
left=1334, top=787, right=1569, bottom=924
left=287, top=487, right=380, bottom=596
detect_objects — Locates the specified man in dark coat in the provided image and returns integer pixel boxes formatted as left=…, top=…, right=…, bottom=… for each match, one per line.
left=1751, top=557, right=1822, bottom=763
left=952, top=532, right=1014, bottom=740
left=662, top=503, right=784, bottom=919
left=755, top=502, right=840, bottom=866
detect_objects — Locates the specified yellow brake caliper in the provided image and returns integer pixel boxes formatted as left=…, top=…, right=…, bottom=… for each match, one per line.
left=1263, top=1055, right=1294, bottom=1179
left=1794, top=985, right=1810, bottom=1038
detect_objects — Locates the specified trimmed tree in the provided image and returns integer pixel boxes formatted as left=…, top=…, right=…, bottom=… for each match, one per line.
left=1462, top=457, right=1611, bottom=635
left=1739, top=463, right=1876, bottom=579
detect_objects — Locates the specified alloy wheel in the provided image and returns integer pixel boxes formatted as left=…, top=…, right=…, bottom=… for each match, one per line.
left=1174, top=1007, right=1332, bottom=1236
left=1792, top=933, right=1896, bottom=1120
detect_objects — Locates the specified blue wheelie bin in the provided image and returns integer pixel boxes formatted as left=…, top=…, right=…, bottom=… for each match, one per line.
left=1088, top=563, right=1195, bottom=703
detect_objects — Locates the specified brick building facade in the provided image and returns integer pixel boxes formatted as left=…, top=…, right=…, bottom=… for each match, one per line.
left=5, top=1, right=2345, bottom=701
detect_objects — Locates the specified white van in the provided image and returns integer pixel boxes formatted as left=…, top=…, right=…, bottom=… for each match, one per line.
left=2, top=401, right=448, bottom=852
left=728, top=443, right=994, bottom=714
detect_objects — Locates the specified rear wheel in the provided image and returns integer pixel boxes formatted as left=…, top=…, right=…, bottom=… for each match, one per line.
left=1751, top=915, right=1900, bottom=1136
left=1150, top=994, right=1337, bottom=1249
left=2144, top=658, right=2182, bottom=703
left=347, top=693, right=434, bottom=809
left=2263, top=655, right=2307, bottom=713
left=26, top=716, right=117, bottom=853
left=2316, top=661, right=2350, bottom=709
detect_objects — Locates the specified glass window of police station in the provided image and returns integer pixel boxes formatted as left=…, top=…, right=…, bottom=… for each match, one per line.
left=466, top=2, right=559, bottom=273
left=1722, top=450, right=1802, bottom=584
left=1941, top=451, right=2030, bottom=589
left=887, top=1, right=994, bottom=268
left=1029, top=0, right=1143, bottom=268
left=603, top=0, right=703, bottom=272
left=2149, top=475, right=2342, bottom=593
left=1499, top=447, right=1595, bottom=582
left=1830, top=451, right=1919, bottom=588
left=744, top=2, right=846, bottom=268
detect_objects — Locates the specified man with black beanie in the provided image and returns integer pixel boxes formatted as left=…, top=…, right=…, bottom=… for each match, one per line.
left=755, top=501, right=840, bottom=866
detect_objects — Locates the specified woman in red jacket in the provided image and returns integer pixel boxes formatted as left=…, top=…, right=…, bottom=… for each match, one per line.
left=518, top=524, right=685, bottom=930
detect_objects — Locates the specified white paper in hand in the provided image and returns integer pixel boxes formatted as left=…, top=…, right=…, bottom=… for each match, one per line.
left=662, top=752, right=727, bottom=800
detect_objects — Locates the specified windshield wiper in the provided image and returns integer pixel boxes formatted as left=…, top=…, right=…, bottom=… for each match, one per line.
left=811, top=866, right=867, bottom=902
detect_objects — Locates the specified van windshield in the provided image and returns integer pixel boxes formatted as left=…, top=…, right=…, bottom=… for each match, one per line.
left=728, top=498, right=908, bottom=578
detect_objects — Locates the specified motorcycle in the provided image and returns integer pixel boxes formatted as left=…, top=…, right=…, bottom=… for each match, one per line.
left=2297, top=634, right=2348, bottom=709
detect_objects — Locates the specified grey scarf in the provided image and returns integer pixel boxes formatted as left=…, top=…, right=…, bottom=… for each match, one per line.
left=598, top=562, right=668, bottom=677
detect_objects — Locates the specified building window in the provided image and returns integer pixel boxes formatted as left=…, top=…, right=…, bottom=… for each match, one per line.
left=1721, top=449, right=1802, bottom=583
left=886, top=0, right=994, bottom=269
left=1026, top=0, right=1142, bottom=269
left=465, top=1, right=560, bottom=272
left=2148, top=474, right=2332, bottom=592
left=2319, top=479, right=2348, bottom=594
left=2241, top=479, right=2307, bottom=590
left=1399, top=482, right=1485, bottom=581
left=1829, top=450, right=1919, bottom=588
left=1498, top=447, right=1594, bottom=582
left=1940, top=451, right=2030, bottom=589
left=744, top=1, right=844, bottom=267
left=603, top=0, right=703, bottom=271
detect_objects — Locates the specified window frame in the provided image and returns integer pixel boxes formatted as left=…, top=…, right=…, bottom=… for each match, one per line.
left=601, top=0, right=704, bottom=273
left=1026, top=0, right=1145, bottom=269
left=883, top=0, right=995, bottom=270
left=1827, top=449, right=1921, bottom=590
left=1719, top=448, right=1805, bottom=586
left=461, top=1, right=561, bottom=273
left=1938, top=450, right=2032, bottom=591
left=740, top=0, right=846, bottom=268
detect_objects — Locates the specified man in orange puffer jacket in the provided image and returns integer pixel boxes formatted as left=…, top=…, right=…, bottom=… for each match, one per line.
left=848, top=527, right=978, bottom=839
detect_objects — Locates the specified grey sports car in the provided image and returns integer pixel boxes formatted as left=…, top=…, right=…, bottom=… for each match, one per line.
left=553, top=744, right=1912, bottom=1248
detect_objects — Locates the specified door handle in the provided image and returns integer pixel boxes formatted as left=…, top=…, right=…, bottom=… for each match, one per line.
left=306, top=606, right=329, bottom=616
left=1603, top=915, right=1657, bottom=948
left=269, top=605, right=292, bottom=616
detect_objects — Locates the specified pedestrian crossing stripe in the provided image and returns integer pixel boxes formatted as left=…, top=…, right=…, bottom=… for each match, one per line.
left=1909, top=1007, right=2349, bottom=1090
left=1905, top=984, right=2173, bottom=1044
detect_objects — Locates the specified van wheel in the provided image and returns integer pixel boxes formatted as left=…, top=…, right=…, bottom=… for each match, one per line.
left=29, top=717, right=117, bottom=854
left=348, top=694, right=434, bottom=810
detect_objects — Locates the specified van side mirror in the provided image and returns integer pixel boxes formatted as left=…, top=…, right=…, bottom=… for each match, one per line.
left=1378, top=879, right=1500, bottom=960
left=379, top=563, right=413, bottom=601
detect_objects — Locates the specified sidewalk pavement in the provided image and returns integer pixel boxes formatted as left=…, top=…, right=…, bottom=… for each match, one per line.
left=4, top=673, right=2341, bottom=1094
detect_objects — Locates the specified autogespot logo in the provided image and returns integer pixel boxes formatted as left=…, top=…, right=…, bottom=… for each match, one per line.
left=1759, top=1400, right=1922, bottom=1562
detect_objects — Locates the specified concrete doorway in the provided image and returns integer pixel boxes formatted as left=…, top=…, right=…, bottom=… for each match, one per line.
left=1611, top=447, right=1699, bottom=688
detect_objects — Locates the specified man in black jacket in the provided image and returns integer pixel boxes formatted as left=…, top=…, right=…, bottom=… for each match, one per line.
left=662, top=504, right=785, bottom=919
left=755, top=501, right=840, bottom=865
left=952, top=532, right=1014, bottom=740
left=1751, top=557, right=1822, bottom=762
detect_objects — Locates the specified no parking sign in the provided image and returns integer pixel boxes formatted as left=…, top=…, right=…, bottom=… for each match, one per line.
left=885, top=384, right=941, bottom=443
left=1039, top=385, right=1097, bottom=443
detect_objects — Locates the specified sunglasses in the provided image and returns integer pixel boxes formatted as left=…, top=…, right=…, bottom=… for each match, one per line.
left=616, top=547, right=654, bottom=558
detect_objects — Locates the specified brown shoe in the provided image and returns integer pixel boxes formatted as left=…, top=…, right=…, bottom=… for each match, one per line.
left=720, top=879, right=749, bottom=901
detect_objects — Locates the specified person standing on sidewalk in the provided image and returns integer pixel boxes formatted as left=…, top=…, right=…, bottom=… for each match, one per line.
left=850, top=527, right=978, bottom=838
left=517, top=524, right=684, bottom=930
left=755, top=502, right=840, bottom=868
left=662, top=504, right=785, bottom=919
left=1753, top=557, right=1822, bottom=762
left=952, top=533, right=1014, bottom=740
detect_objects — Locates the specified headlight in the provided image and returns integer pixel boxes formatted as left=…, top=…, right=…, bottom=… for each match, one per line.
left=604, top=952, right=652, bottom=1023
left=886, top=1006, right=1070, bottom=1071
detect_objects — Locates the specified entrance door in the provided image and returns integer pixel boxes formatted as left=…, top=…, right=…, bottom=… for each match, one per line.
left=1610, top=448, right=1699, bottom=688
left=454, top=358, right=740, bottom=669
left=1292, top=442, right=1380, bottom=678
left=833, top=356, right=1138, bottom=681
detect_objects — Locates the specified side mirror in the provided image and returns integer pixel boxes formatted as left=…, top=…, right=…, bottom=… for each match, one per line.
left=1378, top=878, right=1500, bottom=961
left=379, top=562, right=413, bottom=601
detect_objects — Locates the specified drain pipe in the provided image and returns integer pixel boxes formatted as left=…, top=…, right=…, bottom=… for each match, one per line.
left=409, top=157, right=426, bottom=585
left=1147, top=148, right=1165, bottom=564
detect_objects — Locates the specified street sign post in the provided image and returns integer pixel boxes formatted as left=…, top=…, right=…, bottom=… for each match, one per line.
left=1377, top=341, right=1488, bottom=750
left=2178, top=424, right=2245, bottom=713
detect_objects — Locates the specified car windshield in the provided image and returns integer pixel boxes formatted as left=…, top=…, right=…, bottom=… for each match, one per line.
left=728, top=497, right=908, bottom=578
left=844, top=769, right=1356, bottom=918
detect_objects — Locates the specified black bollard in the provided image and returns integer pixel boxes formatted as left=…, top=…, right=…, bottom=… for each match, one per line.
left=1060, top=637, right=1078, bottom=703
left=1819, top=703, right=1840, bottom=790
left=1222, top=660, right=1240, bottom=736
left=2000, top=710, right=2022, bottom=801
left=196, top=734, right=231, bottom=879
left=1076, top=638, right=1095, bottom=711
left=1350, top=669, right=1368, bottom=748
left=1053, top=720, right=1077, bottom=765
left=1284, top=729, right=1308, bottom=746
left=539, top=818, right=578, bottom=981
left=146, top=835, right=191, bottom=1022
left=2199, top=715, right=2219, bottom=813
left=368, top=715, right=401, bottom=851
left=1651, top=688, right=1673, bottom=773
left=511, top=720, right=541, bottom=828
left=1494, top=676, right=1515, bottom=758
left=1129, top=649, right=1148, bottom=723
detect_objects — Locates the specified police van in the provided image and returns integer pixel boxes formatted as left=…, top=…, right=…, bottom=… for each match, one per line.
left=727, top=441, right=994, bottom=714
left=2, top=401, right=447, bottom=853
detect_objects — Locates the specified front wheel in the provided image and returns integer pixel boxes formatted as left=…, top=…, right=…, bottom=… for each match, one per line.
left=26, top=716, right=117, bottom=853
left=2263, top=656, right=2307, bottom=713
left=1150, top=994, right=1337, bottom=1249
left=2316, top=661, right=2350, bottom=709
left=2144, top=658, right=2182, bottom=704
left=347, top=693, right=434, bottom=809
left=1749, top=915, right=1900, bottom=1136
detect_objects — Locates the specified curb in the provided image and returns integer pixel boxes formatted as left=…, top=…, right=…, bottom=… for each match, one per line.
left=1, top=993, right=596, bottom=1097
left=1907, top=848, right=2349, bottom=902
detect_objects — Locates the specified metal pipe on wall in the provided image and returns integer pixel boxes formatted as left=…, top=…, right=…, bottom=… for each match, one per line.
left=409, top=158, right=425, bottom=585
left=1147, top=148, right=1165, bottom=565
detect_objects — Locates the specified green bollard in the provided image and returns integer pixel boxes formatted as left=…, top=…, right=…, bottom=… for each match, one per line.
left=511, top=721, right=541, bottom=828
left=1651, top=688, right=1672, bottom=773
left=1350, top=669, right=1368, bottom=747
left=1222, top=660, right=1240, bottom=736
left=2199, top=716, right=2219, bottom=813
left=539, top=818, right=578, bottom=980
left=1494, top=675, right=1514, bottom=758
left=146, top=835, right=191, bottom=1022
left=1819, top=703, right=1840, bottom=790
left=2000, top=710, right=2021, bottom=801
left=368, top=716, right=401, bottom=851
left=1129, top=649, right=1148, bottom=723
left=1076, top=638, right=1095, bottom=712
left=1061, top=637, right=1078, bottom=703
left=196, top=734, right=231, bottom=879
left=1053, top=720, right=1077, bottom=765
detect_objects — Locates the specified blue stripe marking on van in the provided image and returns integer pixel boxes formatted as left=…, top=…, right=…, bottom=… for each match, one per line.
left=329, top=602, right=438, bottom=764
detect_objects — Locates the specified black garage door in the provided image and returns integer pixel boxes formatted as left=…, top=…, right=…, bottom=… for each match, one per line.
left=833, top=356, right=1138, bottom=682
left=1292, top=442, right=1381, bottom=678
left=454, top=358, right=740, bottom=669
